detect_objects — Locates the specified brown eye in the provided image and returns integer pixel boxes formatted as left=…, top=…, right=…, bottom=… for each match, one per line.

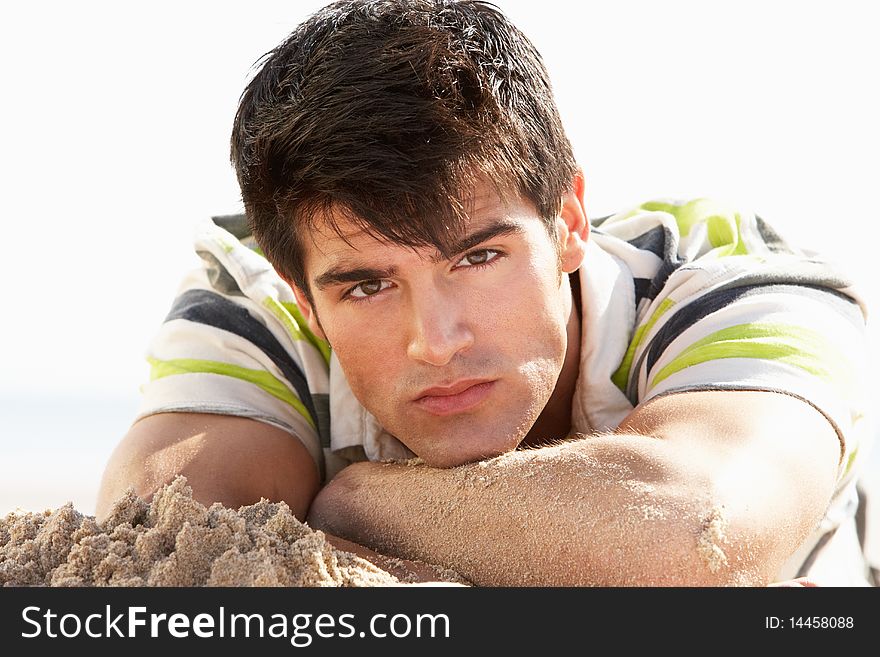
left=456, top=249, right=500, bottom=268
left=359, top=281, right=383, bottom=295
left=349, top=279, right=389, bottom=299
left=466, top=250, right=490, bottom=265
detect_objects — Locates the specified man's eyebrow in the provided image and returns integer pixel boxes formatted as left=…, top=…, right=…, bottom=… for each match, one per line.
left=431, top=218, right=524, bottom=262
left=314, top=265, right=399, bottom=291
left=313, top=219, right=523, bottom=291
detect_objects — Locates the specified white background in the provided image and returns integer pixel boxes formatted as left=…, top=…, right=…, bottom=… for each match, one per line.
left=1, top=0, right=878, bottom=514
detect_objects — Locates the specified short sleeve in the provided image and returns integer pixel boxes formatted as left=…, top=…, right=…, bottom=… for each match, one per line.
left=633, top=278, right=868, bottom=484
left=136, top=222, right=332, bottom=479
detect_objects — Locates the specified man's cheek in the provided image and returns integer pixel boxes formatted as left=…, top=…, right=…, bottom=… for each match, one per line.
left=343, top=362, right=405, bottom=416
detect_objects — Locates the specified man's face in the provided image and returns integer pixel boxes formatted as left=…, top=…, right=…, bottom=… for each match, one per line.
left=294, top=187, right=585, bottom=467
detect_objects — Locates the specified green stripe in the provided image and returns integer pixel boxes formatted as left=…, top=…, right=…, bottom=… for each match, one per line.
left=611, top=298, right=676, bottom=391
left=639, top=200, right=682, bottom=224
left=262, top=297, right=332, bottom=365
left=263, top=297, right=307, bottom=342
left=148, top=356, right=316, bottom=429
left=706, top=212, right=748, bottom=256
left=650, top=322, right=850, bottom=390
left=214, top=236, right=235, bottom=254
left=641, top=198, right=747, bottom=254
left=281, top=301, right=332, bottom=364
left=843, top=445, right=859, bottom=479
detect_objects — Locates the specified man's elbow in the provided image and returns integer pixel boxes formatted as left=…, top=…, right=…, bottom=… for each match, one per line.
left=556, top=505, right=783, bottom=586
left=595, top=483, right=829, bottom=587
left=546, top=448, right=816, bottom=586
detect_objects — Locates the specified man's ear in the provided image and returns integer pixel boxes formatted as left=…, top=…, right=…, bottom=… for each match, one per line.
left=556, top=167, right=589, bottom=273
left=290, top=283, right=328, bottom=341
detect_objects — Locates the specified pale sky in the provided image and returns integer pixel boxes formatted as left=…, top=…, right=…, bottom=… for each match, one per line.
left=1, top=0, right=878, bottom=401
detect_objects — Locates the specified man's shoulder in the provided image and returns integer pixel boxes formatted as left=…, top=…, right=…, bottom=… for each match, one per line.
left=588, top=197, right=864, bottom=310
left=592, top=197, right=798, bottom=262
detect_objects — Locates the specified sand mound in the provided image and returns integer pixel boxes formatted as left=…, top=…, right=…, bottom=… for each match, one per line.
left=0, top=477, right=459, bottom=587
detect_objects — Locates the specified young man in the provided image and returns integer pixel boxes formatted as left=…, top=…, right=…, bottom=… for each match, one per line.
left=97, top=0, right=872, bottom=586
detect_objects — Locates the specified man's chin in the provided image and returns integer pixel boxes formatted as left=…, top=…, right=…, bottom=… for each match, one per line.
left=385, top=404, right=537, bottom=467
left=411, top=436, right=522, bottom=469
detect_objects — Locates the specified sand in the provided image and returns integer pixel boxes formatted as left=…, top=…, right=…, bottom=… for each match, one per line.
left=0, top=476, right=465, bottom=587
left=697, top=506, right=730, bottom=574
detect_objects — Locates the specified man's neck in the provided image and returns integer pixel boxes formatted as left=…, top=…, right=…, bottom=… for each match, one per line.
left=521, top=272, right=582, bottom=447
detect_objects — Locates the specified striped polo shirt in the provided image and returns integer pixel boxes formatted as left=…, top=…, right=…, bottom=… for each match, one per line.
left=137, top=197, right=872, bottom=583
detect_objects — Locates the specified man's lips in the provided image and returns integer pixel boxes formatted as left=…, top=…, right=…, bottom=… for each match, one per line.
left=413, top=379, right=496, bottom=416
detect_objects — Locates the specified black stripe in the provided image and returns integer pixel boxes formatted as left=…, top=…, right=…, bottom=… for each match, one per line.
left=312, top=393, right=331, bottom=450
left=622, top=224, right=687, bottom=301
left=165, top=289, right=326, bottom=446
left=641, top=286, right=757, bottom=388
left=627, top=224, right=667, bottom=259
left=754, top=215, right=793, bottom=254
left=635, top=284, right=864, bottom=400
left=196, top=250, right=245, bottom=297
left=856, top=484, right=868, bottom=554
left=633, top=278, right=652, bottom=305
left=211, top=213, right=251, bottom=239
left=646, top=258, right=684, bottom=303
left=712, top=259, right=854, bottom=291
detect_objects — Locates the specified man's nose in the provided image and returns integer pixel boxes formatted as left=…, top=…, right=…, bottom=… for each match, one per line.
left=406, top=290, right=475, bottom=366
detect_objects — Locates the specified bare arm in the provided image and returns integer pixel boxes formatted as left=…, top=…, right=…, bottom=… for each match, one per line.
left=307, top=390, right=841, bottom=586
left=95, top=412, right=455, bottom=583
left=96, top=412, right=321, bottom=522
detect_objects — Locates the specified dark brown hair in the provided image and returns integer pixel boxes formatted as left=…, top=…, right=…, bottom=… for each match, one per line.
left=231, top=0, right=577, bottom=298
